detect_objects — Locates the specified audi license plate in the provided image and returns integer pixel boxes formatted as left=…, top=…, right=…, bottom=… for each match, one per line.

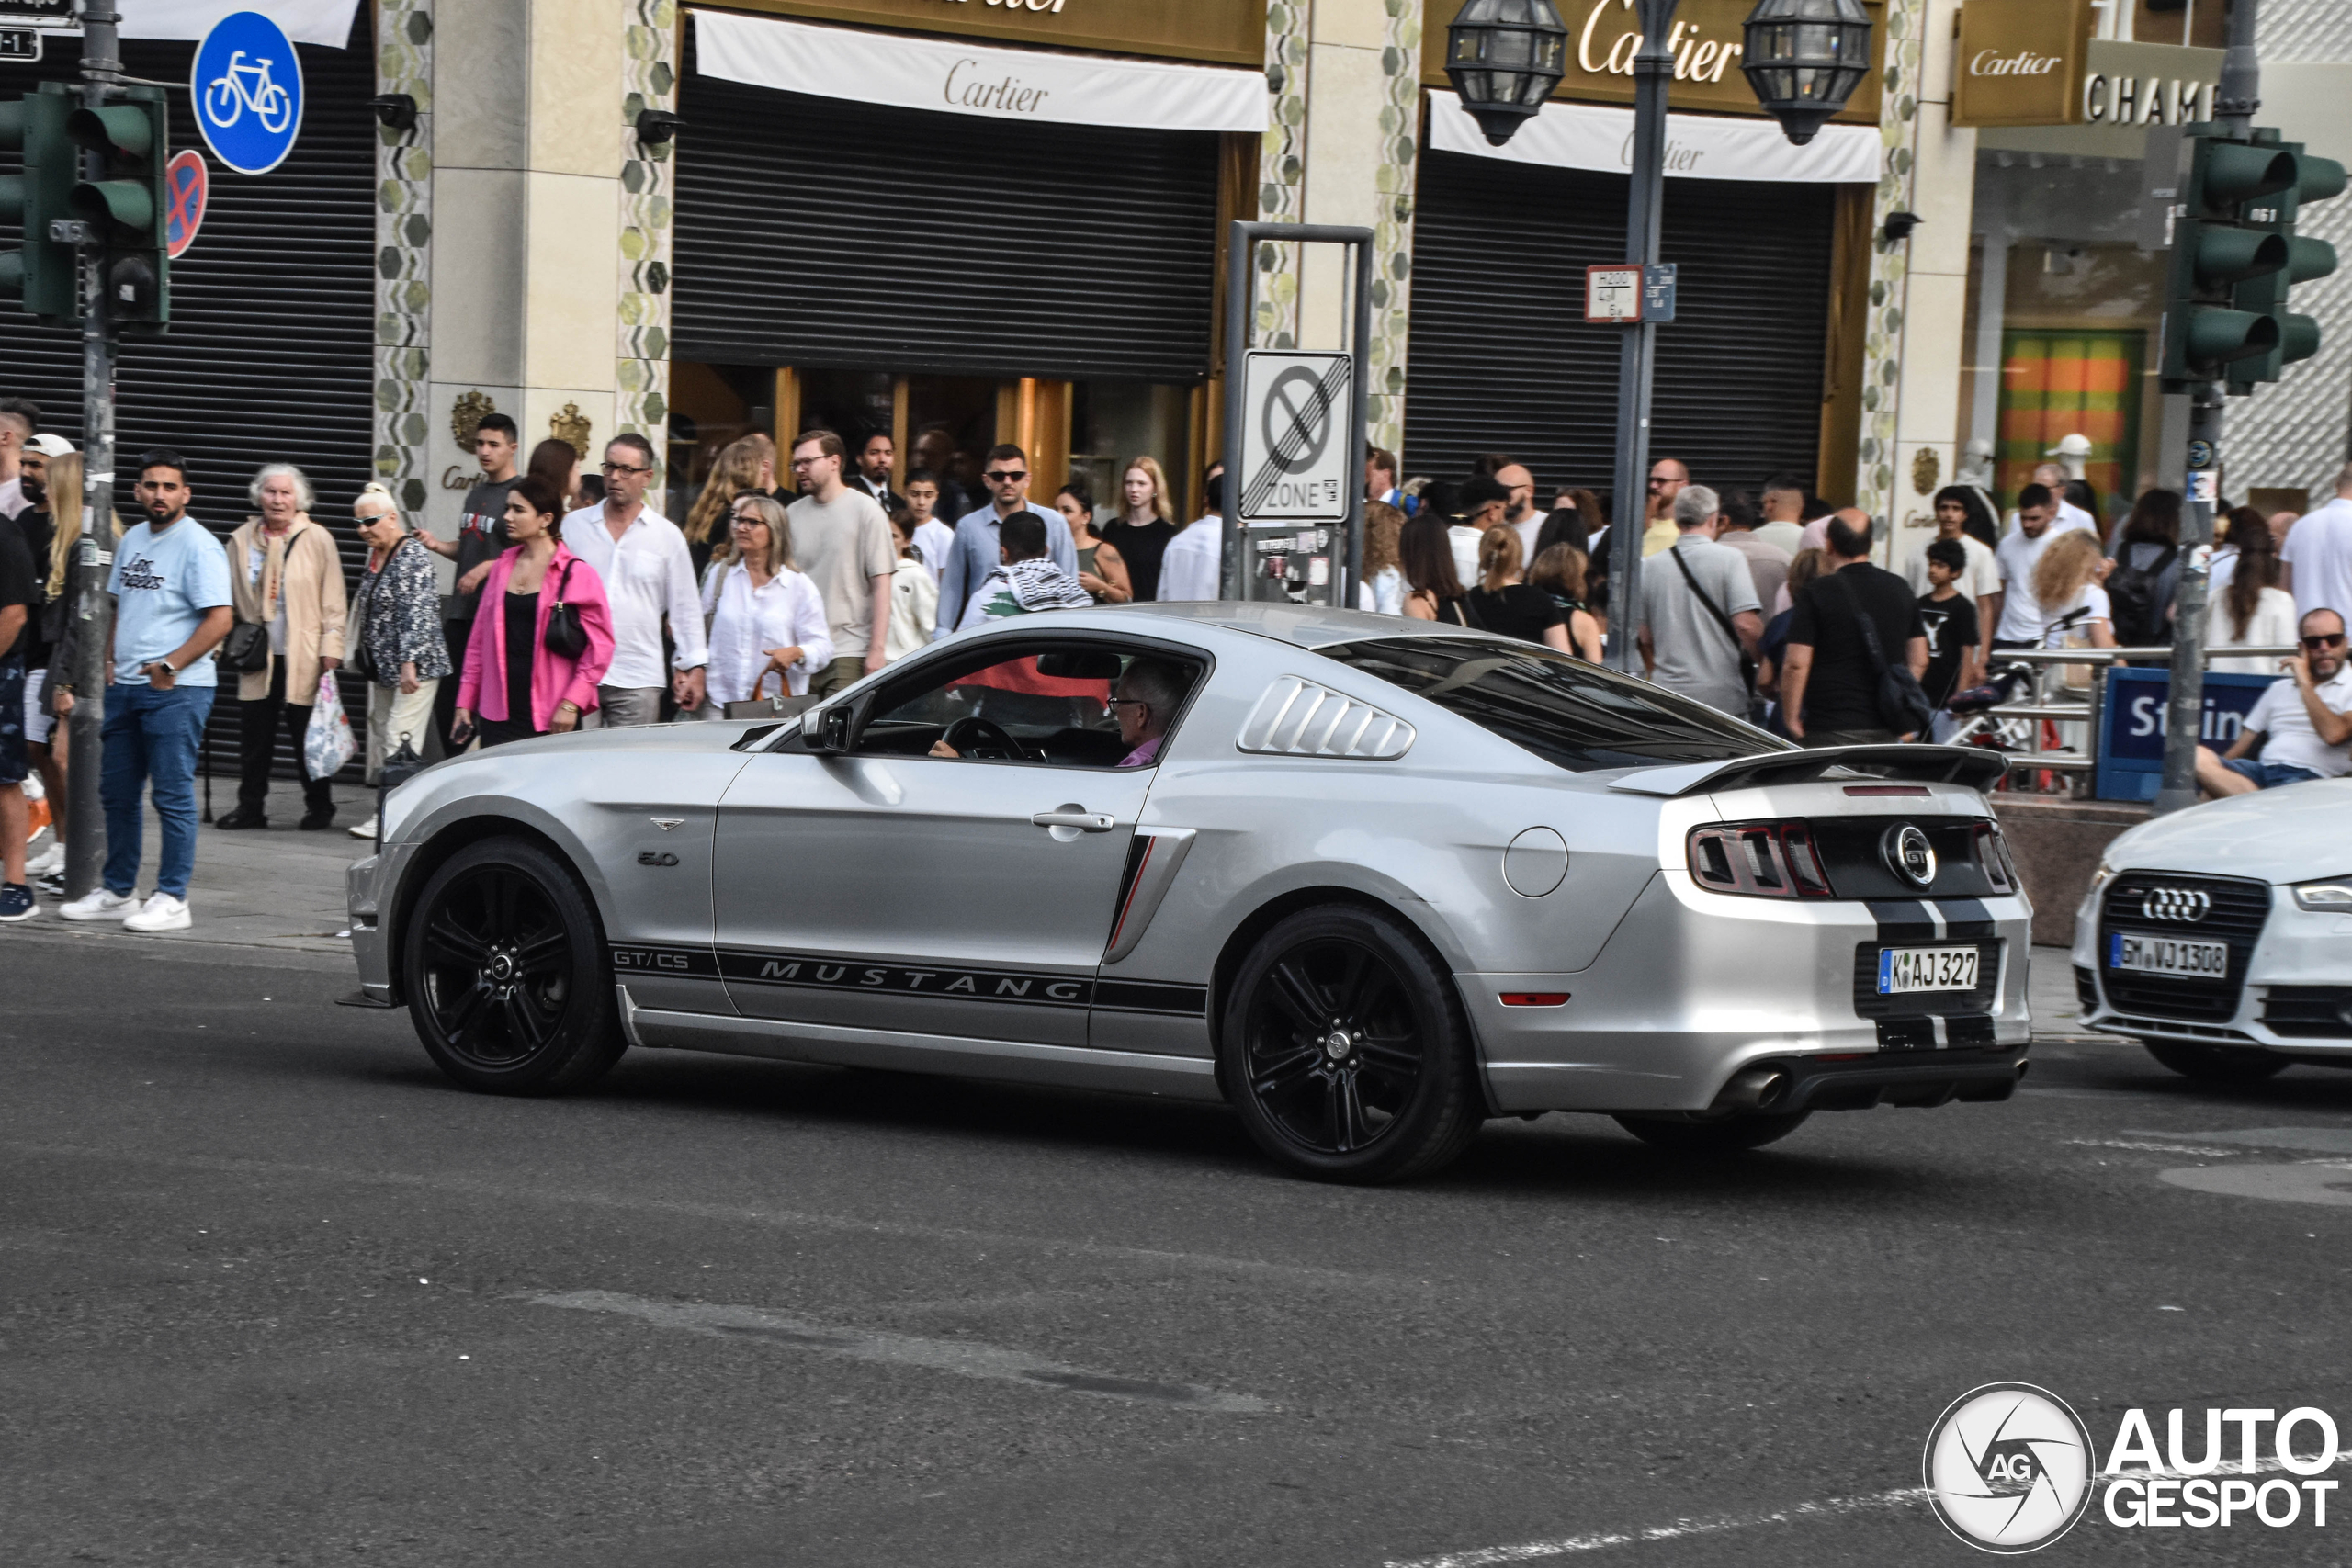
left=2109, top=933, right=2230, bottom=978
left=1877, top=946, right=1980, bottom=995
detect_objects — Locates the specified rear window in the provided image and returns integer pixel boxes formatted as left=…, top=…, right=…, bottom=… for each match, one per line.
left=1316, top=637, right=1789, bottom=773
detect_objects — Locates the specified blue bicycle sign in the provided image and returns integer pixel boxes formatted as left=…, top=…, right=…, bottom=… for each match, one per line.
left=191, top=11, right=302, bottom=175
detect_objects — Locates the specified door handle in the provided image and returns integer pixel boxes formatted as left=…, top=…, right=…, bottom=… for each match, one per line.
left=1033, top=806, right=1116, bottom=832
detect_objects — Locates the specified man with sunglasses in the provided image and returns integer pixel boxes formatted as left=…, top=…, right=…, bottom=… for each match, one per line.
left=785, top=430, right=896, bottom=695
left=2194, top=609, right=2352, bottom=795
left=560, top=434, right=707, bottom=725
left=1642, top=457, right=1689, bottom=558
left=933, top=443, right=1077, bottom=639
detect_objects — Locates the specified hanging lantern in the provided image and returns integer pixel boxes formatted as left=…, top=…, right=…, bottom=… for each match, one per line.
left=1444, top=0, right=1569, bottom=148
left=1740, top=0, right=1874, bottom=147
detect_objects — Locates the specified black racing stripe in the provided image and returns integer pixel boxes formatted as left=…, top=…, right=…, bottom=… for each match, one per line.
left=1938, top=898, right=1996, bottom=940
left=1093, top=980, right=1210, bottom=1018
left=715, top=949, right=1092, bottom=1009
left=1867, top=899, right=1937, bottom=943
left=608, top=943, right=723, bottom=980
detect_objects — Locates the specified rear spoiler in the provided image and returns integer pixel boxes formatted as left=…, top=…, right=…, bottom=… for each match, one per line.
left=1605, top=744, right=2007, bottom=799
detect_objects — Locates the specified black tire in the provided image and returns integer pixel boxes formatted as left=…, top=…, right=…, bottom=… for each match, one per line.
left=1613, top=1111, right=1812, bottom=1153
left=2143, top=1039, right=2288, bottom=1084
left=402, top=836, right=626, bottom=1095
left=1218, top=904, right=1483, bottom=1183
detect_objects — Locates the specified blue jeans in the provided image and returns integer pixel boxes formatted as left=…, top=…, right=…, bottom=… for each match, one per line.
left=2223, top=757, right=2321, bottom=791
left=101, top=682, right=216, bottom=898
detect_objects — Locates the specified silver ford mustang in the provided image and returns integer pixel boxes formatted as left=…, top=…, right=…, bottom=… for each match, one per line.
left=346, top=603, right=2032, bottom=1182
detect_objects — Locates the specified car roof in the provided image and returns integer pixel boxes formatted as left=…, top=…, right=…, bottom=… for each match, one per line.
left=1003, top=601, right=1476, bottom=649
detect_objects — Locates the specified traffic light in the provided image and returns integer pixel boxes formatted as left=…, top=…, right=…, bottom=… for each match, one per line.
left=66, top=85, right=169, bottom=331
left=2227, top=133, right=2345, bottom=391
left=2161, top=125, right=2346, bottom=391
left=0, top=84, right=79, bottom=322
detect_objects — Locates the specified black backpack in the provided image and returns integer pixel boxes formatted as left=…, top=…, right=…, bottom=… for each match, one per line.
left=2106, top=543, right=2177, bottom=647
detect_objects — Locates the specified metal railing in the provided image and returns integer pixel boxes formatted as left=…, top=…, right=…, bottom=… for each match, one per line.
left=1962, top=644, right=2301, bottom=784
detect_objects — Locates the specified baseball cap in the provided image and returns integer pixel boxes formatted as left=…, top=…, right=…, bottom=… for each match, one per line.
left=27, top=434, right=74, bottom=457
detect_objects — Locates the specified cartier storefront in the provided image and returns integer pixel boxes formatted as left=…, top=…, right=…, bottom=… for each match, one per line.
left=664, top=0, right=1268, bottom=525
left=1400, top=0, right=1888, bottom=503
left=1952, top=0, right=2223, bottom=521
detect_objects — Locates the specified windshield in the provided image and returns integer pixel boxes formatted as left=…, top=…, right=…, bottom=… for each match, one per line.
left=1316, top=637, right=1789, bottom=773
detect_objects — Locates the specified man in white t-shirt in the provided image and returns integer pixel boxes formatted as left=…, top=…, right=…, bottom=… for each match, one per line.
left=1496, top=463, right=1544, bottom=562
left=2195, top=609, right=2352, bottom=794
left=1449, top=474, right=1510, bottom=587
left=1158, top=471, right=1226, bottom=603
left=2281, top=463, right=2352, bottom=626
left=1993, top=486, right=2064, bottom=645
left=1905, top=492, right=2003, bottom=671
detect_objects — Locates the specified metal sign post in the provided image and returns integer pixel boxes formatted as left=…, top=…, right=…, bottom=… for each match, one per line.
left=1220, top=221, right=1374, bottom=609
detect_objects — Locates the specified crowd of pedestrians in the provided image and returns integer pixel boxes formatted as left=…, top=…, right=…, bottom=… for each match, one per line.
left=6, top=387, right=2350, bottom=928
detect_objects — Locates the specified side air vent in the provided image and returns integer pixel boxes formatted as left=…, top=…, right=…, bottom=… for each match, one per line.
left=1237, top=677, right=1416, bottom=760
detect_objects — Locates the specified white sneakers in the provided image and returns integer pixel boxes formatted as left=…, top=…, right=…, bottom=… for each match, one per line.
left=59, top=888, right=193, bottom=931
left=125, top=893, right=192, bottom=932
left=59, top=888, right=134, bottom=921
left=25, top=842, right=63, bottom=876
left=348, top=815, right=378, bottom=840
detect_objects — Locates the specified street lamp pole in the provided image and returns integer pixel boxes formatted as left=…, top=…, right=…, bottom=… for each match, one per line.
left=1602, top=0, right=1679, bottom=672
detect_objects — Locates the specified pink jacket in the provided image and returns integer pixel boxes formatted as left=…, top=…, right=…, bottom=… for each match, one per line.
left=457, top=544, right=616, bottom=731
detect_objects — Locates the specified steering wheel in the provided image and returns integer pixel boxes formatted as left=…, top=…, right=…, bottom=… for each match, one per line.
left=942, top=716, right=1024, bottom=761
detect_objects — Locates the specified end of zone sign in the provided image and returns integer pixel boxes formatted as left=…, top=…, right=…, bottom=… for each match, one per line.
left=1236, top=351, right=1352, bottom=523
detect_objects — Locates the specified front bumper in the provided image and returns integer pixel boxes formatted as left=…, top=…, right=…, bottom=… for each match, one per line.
left=2072, top=876, right=2352, bottom=1054
left=346, top=850, right=401, bottom=1006
left=1471, top=872, right=2035, bottom=1113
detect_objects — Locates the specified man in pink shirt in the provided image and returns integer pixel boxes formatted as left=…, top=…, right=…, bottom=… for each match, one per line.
left=1113, top=660, right=1189, bottom=768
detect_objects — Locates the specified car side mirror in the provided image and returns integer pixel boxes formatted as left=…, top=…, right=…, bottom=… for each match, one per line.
left=808, top=702, right=855, bottom=754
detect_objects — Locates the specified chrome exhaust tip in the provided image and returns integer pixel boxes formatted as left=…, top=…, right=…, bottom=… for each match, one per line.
left=1714, top=1067, right=1790, bottom=1114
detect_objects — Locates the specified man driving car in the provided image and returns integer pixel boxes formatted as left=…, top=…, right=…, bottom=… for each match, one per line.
left=926, top=657, right=1187, bottom=764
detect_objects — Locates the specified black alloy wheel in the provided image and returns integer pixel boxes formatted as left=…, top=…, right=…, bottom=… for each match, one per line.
left=403, top=837, right=626, bottom=1094
left=1613, top=1111, right=1812, bottom=1153
left=2143, top=1039, right=2288, bottom=1084
left=1220, top=905, right=1482, bottom=1183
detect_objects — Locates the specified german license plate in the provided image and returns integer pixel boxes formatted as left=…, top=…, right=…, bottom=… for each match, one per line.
left=2109, top=933, right=2230, bottom=978
left=1877, top=946, right=1980, bottom=995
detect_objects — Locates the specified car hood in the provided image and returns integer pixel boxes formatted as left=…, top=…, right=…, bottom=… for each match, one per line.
left=2105, top=778, right=2352, bottom=884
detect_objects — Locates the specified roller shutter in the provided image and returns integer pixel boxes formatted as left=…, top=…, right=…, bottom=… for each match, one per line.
left=673, top=58, right=1221, bottom=382
left=0, top=21, right=378, bottom=776
left=1404, top=150, right=1838, bottom=498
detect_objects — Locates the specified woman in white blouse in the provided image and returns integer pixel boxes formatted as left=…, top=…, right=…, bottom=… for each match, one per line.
left=701, top=493, right=832, bottom=713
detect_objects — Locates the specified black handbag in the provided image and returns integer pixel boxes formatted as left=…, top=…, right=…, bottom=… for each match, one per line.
left=542, top=558, right=588, bottom=660
left=220, top=620, right=270, bottom=672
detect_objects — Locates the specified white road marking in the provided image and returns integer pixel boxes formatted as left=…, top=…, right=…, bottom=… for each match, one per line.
left=530, top=1289, right=1272, bottom=1413
left=2128, top=1126, right=2352, bottom=1156
left=2064, top=1138, right=2248, bottom=1157
left=1386, top=1449, right=2352, bottom=1565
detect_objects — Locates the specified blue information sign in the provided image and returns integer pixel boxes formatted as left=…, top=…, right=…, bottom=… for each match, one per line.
left=2095, top=665, right=2278, bottom=800
left=191, top=11, right=302, bottom=175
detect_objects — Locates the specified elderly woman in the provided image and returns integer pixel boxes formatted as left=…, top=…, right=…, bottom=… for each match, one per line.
left=345, top=483, right=450, bottom=839
left=220, top=462, right=347, bottom=831
left=701, top=493, right=831, bottom=712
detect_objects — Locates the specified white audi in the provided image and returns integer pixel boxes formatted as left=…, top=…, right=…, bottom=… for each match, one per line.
left=2073, top=778, right=2352, bottom=1079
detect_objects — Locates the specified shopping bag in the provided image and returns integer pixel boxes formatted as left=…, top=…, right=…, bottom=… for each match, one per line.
left=304, top=672, right=356, bottom=780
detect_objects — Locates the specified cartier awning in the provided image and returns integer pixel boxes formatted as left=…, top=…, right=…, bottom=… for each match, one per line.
left=1430, top=89, right=1881, bottom=183
left=691, top=9, right=1270, bottom=133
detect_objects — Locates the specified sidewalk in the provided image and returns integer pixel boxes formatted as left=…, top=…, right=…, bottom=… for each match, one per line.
left=15, top=776, right=366, bottom=957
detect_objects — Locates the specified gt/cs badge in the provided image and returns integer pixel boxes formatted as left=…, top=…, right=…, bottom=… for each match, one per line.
left=637, top=852, right=680, bottom=867
left=1883, top=824, right=1937, bottom=889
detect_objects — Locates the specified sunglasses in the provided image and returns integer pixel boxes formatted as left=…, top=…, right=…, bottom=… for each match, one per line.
left=985, top=470, right=1027, bottom=483
left=729, top=516, right=768, bottom=529
left=2302, top=633, right=2347, bottom=649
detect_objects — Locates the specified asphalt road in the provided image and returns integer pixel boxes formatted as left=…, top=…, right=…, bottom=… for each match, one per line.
left=6, top=930, right=2352, bottom=1567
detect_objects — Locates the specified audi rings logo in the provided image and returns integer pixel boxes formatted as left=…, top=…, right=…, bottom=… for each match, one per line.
left=2141, top=886, right=2211, bottom=923
left=1883, top=824, right=1938, bottom=889
left=1924, top=1383, right=2096, bottom=1553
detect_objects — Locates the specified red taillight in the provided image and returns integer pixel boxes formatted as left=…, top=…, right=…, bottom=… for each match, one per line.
left=1500, top=992, right=1571, bottom=1007
left=1973, top=820, right=2018, bottom=895
left=1688, top=820, right=1836, bottom=898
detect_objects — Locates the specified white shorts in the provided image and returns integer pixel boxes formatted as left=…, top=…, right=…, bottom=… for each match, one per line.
left=23, top=667, right=52, bottom=746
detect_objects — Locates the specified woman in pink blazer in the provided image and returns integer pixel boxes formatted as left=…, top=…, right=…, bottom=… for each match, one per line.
left=455, top=475, right=615, bottom=747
